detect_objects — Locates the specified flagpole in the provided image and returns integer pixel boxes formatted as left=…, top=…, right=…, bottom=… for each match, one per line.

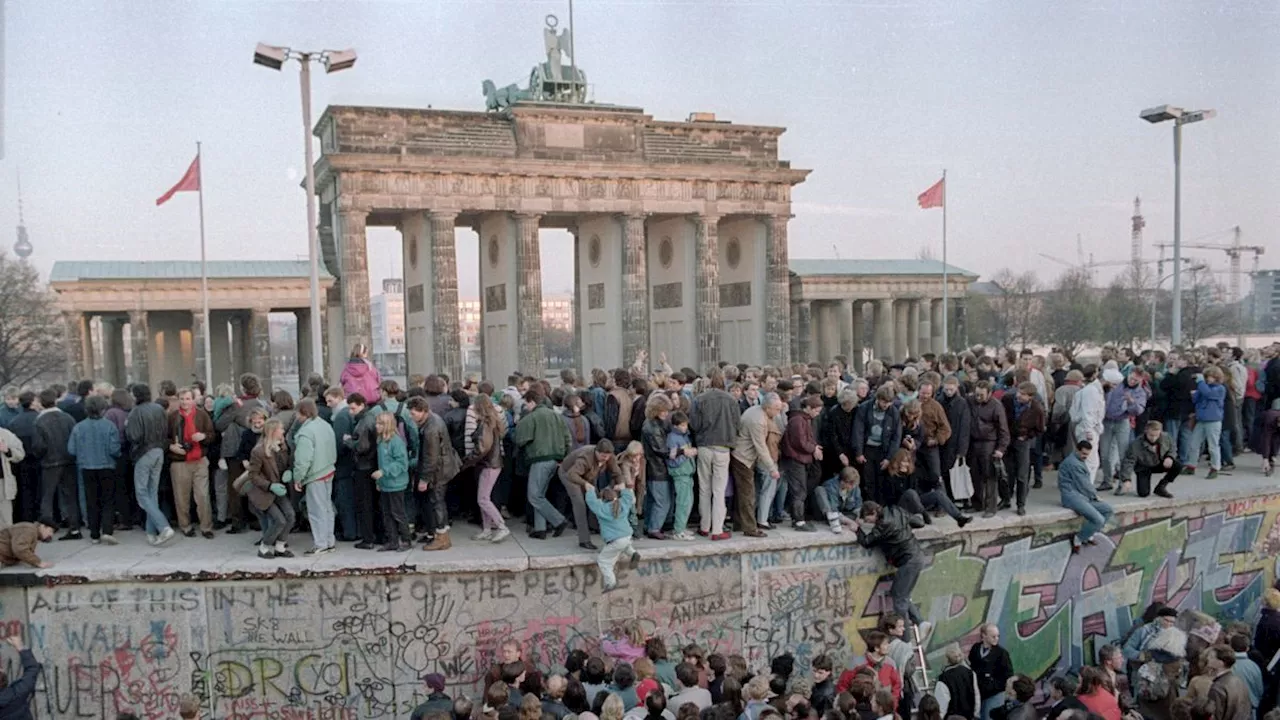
left=941, top=169, right=948, bottom=353
left=196, top=142, right=213, bottom=390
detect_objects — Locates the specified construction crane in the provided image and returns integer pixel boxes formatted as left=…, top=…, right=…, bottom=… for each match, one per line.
left=1131, top=196, right=1145, bottom=280
left=1153, top=226, right=1264, bottom=304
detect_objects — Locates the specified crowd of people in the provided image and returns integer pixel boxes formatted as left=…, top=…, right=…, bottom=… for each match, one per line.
left=0, top=340, right=1276, bottom=569
left=389, top=589, right=1280, bottom=720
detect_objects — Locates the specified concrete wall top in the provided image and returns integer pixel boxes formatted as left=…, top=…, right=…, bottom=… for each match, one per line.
left=1, top=483, right=1277, bottom=719
left=317, top=104, right=798, bottom=170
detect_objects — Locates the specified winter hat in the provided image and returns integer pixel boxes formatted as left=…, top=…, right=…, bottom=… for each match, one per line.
left=1145, top=627, right=1188, bottom=664
left=1102, top=367, right=1124, bottom=385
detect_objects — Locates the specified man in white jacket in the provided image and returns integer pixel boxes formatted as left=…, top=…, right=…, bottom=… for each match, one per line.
left=0, top=426, right=24, bottom=528
left=1070, top=366, right=1107, bottom=488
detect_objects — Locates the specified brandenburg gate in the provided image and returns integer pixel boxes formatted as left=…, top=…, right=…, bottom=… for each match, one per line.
left=312, top=23, right=809, bottom=380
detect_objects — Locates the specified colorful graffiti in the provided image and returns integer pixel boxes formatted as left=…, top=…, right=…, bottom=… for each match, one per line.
left=0, top=494, right=1276, bottom=719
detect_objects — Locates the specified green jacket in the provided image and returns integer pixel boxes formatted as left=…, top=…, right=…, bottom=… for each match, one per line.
left=291, top=416, right=338, bottom=486
left=376, top=435, right=410, bottom=492
left=515, top=404, right=570, bottom=465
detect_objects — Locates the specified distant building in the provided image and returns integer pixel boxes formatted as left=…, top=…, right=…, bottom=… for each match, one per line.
left=1252, top=270, right=1280, bottom=332
left=381, top=284, right=572, bottom=374
left=371, top=279, right=407, bottom=382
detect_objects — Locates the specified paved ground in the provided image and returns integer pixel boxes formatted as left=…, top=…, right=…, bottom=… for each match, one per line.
left=5, top=461, right=1277, bottom=584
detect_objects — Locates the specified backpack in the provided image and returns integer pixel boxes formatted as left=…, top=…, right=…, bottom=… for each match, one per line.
left=375, top=402, right=408, bottom=444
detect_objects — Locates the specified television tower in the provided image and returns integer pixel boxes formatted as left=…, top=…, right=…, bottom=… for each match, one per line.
left=14, top=172, right=32, bottom=259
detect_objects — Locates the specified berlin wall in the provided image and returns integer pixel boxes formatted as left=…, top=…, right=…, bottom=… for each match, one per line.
left=3, top=491, right=1279, bottom=719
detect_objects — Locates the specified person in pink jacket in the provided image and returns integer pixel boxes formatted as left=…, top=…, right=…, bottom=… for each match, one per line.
left=340, top=343, right=383, bottom=403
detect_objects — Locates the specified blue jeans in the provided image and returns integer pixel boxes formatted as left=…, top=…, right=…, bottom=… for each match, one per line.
left=980, top=693, right=1007, bottom=720
left=1189, top=420, right=1222, bottom=470
left=1165, top=418, right=1190, bottom=464
left=305, top=480, right=336, bottom=549
left=77, top=467, right=87, bottom=524
left=1062, top=493, right=1113, bottom=544
left=754, top=468, right=777, bottom=525
left=1219, top=427, right=1234, bottom=467
left=645, top=479, right=672, bottom=534
left=1100, top=419, right=1131, bottom=482
left=771, top=472, right=788, bottom=521
left=133, top=448, right=170, bottom=536
left=527, top=460, right=564, bottom=532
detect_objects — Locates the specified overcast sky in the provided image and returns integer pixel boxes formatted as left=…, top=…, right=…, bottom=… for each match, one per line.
left=3, top=0, right=1278, bottom=298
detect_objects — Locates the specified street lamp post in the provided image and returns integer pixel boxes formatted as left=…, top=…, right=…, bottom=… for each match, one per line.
left=1150, top=260, right=1207, bottom=349
left=1140, top=104, right=1215, bottom=348
left=254, top=43, right=357, bottom=381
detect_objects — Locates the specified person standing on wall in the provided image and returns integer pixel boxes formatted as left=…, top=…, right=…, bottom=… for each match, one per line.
left=167, top=388, right=215, bottom=539
left=290, top=398, right=338, bottom=556
left=689, top=368, right=740, bottom=541
left=967, top=381, right=1009, bottom=518
left=852, top=384, right=902, bottom=506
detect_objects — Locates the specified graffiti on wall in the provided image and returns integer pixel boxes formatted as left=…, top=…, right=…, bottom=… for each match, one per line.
left=3, top=495, right=1278, bottom=719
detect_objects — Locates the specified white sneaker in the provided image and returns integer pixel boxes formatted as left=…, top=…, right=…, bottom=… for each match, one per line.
left=156, top=527, right=176, bottom=546
left=675, top=531, right=697, bottom=541
left=917, top=621, right=935, bottom=644
left=147, top=534, right=158, bottom=546
left=490, top=526, right=511, bottom=543
left=100, top=534, right=119, bottom=546
left=473, top=528, right=496, bottom=542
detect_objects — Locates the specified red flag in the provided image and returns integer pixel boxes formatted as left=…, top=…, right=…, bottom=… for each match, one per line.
left=156, top=155, right=200, bottom=206
left=917, top=177, right=945, bottom=209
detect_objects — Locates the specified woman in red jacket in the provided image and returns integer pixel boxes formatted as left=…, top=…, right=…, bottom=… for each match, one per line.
left=1078, top=666, right=1122, bottom=720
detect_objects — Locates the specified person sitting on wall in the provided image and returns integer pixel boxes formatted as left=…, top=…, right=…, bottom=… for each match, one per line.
left=1058, top=440, right=1114, bottom=554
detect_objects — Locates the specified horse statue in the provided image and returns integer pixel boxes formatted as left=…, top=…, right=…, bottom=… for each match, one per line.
left=482, top=79, right=531, bottom=112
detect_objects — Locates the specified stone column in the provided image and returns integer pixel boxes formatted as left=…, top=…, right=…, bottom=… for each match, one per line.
left=893, top=301, right=909, bottom=361
left=339, top=209, right=372, bottom=353
left=875, top=299, right=894, bottom=362
left=917, top=301, right=932, bottom=357
left=765, top=215, right=791, bottom=366
left=907, top=300, right=920, bottom=359
left=296, top=309, right=313, bottom=390
left=320, top=303, right=331, bottom=383
left=837, top=299, right=855, bottom=363
left=694, top=214, right=721, bottom=368
left=128, top=310, right=151, bottom=387
left=794, top=300, right=812, bottom=364
left=850, top=301, right=864, bottom=372
left=930, top=299, right=945, bottom=354
left=191, top=309, right=208, bottom=388
left=102, top=318, right=126, bottom=387
left=621, top=213, right=650, bottom=366
left=250, top=307, right=272, bottom=395
left=429, top=211, right=463, bottom=380
left=571, top=225, right=583, bottom=373
left=515, top=212, right=545, bottom=376
left=954, top=298, right=968, bottom=350
left=63, top=312, right=88, bottom=380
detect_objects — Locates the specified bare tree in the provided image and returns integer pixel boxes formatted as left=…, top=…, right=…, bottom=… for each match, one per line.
left=986, top=269, right=1041, bottom=348
left=1038, top=268, right=1098, bottom=357
left=0, top=253, right=65, bottom=387
left=1097, top=278, right=1149, bottom=348
left=1180, top=268, right=1234, bottom=346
